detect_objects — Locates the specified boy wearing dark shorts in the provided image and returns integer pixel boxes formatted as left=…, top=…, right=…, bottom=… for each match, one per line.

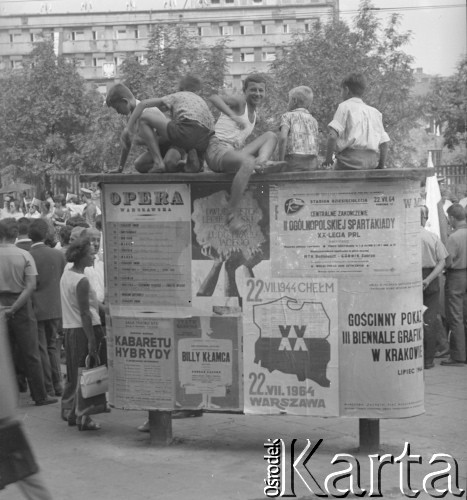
left=122, top=89, right=214, bottom=173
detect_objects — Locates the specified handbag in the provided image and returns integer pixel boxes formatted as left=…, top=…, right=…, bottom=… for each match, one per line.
left=79, top=354, right=108, bottom=399
left=0, top=420, right=39, bottom=489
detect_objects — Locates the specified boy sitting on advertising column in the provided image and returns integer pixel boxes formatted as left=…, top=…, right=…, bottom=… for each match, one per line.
left=278, top=85, right=320, bottom=171
left=106, top=77, right=214, bottom=174
left=205, top=73, right=287, bottom=233
left=324, top=73, right=390, bottom=170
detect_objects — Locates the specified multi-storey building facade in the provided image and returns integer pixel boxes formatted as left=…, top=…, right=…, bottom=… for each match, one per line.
left=0, top=0, right=337, bottom=91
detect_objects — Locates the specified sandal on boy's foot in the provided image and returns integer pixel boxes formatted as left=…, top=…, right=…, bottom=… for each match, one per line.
left=440, top=358, right=465, bottom=367
left=78, top=417, right=101, bottom=431
left=255, top=160, right=287, bottom=174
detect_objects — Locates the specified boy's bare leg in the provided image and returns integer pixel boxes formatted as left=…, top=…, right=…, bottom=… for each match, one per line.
left=220, top=150, right=256, bottom=233
left=164, top=148, right=184, bottom=172
left=138, top=109, right=170, bottom=173
left=134, top=151, right=153, bottom=173
left=242, top=131, right=287, bottom=172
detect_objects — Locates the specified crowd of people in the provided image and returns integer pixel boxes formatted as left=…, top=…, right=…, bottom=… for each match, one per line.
left=0, top=187, right=105, bottom=433
left=420, top=183, right=467, bottom=369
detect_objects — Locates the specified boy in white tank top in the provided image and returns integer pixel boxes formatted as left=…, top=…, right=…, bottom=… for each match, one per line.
left=205, top=74, right=286, bottom=233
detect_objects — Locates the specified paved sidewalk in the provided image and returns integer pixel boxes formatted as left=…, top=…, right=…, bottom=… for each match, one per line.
left=2, top=363, right=466, bottom=500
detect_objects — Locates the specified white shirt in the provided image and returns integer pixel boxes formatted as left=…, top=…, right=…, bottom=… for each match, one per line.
left=60, top=268, right=101, bottom=328
left=328, top=97, right=390, bottom=153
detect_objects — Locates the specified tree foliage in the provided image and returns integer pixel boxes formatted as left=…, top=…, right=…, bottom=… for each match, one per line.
left=120, top=24, right=228, bottom=99
left=422, top=56, right=467, bottom=151
left=266, top=0, right=417, bottom=167
left=0, top=39, right=122, bottom=186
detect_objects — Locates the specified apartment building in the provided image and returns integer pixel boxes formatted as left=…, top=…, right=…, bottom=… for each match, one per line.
left=0, top=0, right=337, bottom=90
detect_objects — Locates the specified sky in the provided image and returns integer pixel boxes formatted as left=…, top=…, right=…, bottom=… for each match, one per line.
left=2, top=0, right=466, bottom=76
left=339, top=0, right=466, bottom=76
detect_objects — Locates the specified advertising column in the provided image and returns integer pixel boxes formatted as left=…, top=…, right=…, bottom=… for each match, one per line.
left=268, top=179, right=424, bottom=418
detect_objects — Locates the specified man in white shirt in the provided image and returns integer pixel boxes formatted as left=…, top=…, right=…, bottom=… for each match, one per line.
left=325, top=73, right=390, bottom=170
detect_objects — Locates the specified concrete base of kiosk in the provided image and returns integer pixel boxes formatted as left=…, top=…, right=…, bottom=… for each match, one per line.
left=82, top=169, right=430, bottom=449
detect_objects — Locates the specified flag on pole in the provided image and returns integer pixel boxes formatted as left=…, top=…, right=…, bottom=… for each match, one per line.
left=424, top=152, right=441, bottom=237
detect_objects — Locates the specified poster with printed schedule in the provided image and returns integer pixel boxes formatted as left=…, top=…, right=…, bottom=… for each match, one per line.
left=103, top=183, right=192, bottom=309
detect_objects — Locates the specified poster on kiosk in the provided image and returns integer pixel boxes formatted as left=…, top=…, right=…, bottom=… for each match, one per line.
left=102, top=176, right=424, bottom=418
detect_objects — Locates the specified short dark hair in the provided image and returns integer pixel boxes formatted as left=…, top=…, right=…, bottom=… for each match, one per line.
left=95, top=214, right=102, bottom=232
left=28, top=218, right=49, bottom=243
left=106, top=83, right=135, bottom=107
left=65, top=237, right=91, bottom=264
left=420, top=205, right=429, bottom=218
left=66, top=215, right=89, bottom=228
left=342, top=73, right=366, bottom=97
left=59, top=225, right=72, bottom=246
left=446, top=203, right=466, bottom=221
left=179, top=74, right=202, bottom=93
left=243, top=73, right=267, bottom=92
left=0, top=218, right=18, bottom=240
left=17, top=217, right=31, bottom=236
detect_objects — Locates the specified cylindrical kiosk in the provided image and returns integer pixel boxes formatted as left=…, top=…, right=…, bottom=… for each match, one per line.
left=82, top=169, right=428, bottom=445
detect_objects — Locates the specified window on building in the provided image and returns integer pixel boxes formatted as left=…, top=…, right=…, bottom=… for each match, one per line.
left=240, top=25, right=255, bottom=35
left=30, top=33, right=42, bottom=42
left=226, top=53, right=233, bottom=62
left=262, top=51, right=275, bottom=61
left=10, top=60, right=23, bottom=69
left=219, top=26, right=233, bottom=36
left=75, top=58, right=86, bottom=67
left=252, top=0, right=262, bottom=3
left=240, top=52, right=255, bottom=62
left=283, top=24, right=289, bottom=34
left=92, top=57, right=106, bottom=67
left=92, top=30, right=98, bottom=40
left=261, top=25, right=267, bottom=34
left=115, top=29, right=127, bottom=39
left=9, top=33, right=22, bottom=43
left=211, top=0, right=220, bottom=3
left=225, top=0, right=234, bottom=3
left=71, top=31, right=86, bottom=41
left=198, top=27, right=203, bottom=36
left=134, top=29, right=139, bottom=39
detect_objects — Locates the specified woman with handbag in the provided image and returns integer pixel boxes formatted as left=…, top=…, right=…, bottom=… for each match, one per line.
left=60, top=236, right=104, bottom=431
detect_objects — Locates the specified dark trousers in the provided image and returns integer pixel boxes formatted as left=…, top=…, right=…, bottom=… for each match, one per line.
left=445, top=270, right=467, bottom=362
left=37, top=318, right=62, bottom=395
left=61, top=325, right=104, bottom=417
left=422, top=269, right=439, bottom=365
left=1, top=295, right=47, bottom=403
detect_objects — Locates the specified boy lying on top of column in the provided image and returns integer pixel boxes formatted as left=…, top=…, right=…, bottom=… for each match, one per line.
left=106, top=76, right=214, bottom=174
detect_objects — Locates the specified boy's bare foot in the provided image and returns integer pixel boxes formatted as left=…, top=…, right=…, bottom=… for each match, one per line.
left=255, top=160, right=288, bottom=174
left=184, top=149, right=202, bottom=173
left=226, top=212, right=248, bottom=234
